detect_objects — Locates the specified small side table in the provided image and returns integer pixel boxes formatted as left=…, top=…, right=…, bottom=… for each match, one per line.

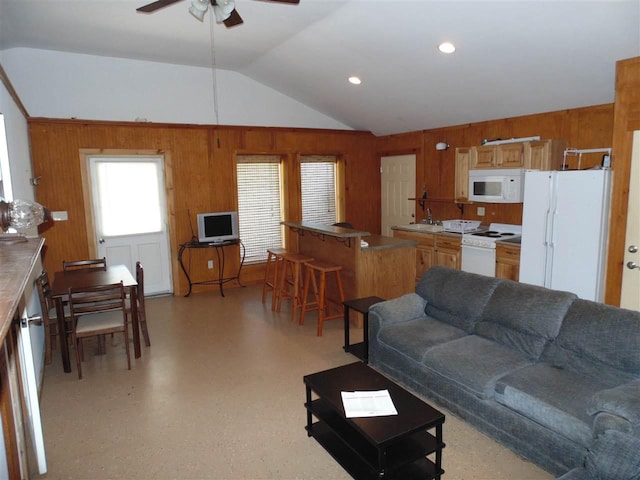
left=343, top=296, right=384, bottom=363
left=178, top=240, right=245, bottom=297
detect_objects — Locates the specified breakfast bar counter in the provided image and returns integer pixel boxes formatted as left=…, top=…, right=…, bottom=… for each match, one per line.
left=282, top=222, right=416, bottom=313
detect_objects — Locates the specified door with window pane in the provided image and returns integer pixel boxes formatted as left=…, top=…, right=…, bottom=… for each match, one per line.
left=89, top=156, right=172, bottom=295
left=301, top=156, right=337, bottom=225
left=237, top=155, right=283, bottom=263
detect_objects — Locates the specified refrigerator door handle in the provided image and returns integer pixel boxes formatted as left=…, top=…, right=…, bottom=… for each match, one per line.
left=543, top=209, right=551, bottom=247
left=547, top=209, right=560, bottom=288
left=549, top=209, right=559, bottom=248
left=543, top=208, right=559, bottom=289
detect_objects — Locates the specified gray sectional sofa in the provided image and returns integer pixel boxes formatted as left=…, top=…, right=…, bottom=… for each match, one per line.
left=368, top=266, right=640, bottom=478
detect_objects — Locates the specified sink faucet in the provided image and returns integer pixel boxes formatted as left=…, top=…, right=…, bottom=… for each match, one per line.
left=427, top=208, right=433, bottom=225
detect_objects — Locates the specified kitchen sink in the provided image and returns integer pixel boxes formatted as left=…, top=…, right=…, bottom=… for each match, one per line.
left=395, top=223, right=444, bottom=233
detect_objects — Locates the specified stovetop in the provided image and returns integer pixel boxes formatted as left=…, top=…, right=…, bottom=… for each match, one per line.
left=461, top=223, right=522, bottom=248
left=470, top=230, right=519, bottom=239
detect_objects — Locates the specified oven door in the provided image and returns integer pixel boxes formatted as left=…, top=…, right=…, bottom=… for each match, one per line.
left=461, top=244, right=496, bottom=277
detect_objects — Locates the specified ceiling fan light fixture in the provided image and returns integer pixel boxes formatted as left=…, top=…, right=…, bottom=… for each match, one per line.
left=189, top=0, right=208, bottom=21
left=348, top=76, right=362, bottom=85
left=212, top=0, right=236, bottom=23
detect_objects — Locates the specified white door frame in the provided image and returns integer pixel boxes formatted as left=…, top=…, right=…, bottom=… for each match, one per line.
left=620, top=131, right=640, bottom=310
left=79, top=149, right=177, bottom=295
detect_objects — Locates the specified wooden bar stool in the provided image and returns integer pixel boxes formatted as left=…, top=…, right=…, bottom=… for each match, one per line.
left=300, top=260, right=345, bottom=336
left=276, top=252, right=314, bottom=322
left=262, top=247, right=287, bottom=311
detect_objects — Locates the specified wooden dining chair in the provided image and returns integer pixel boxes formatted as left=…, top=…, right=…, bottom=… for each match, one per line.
left=62, top=257, right=107, bottom=271
left=35, top=271, right=72, bottom=365
left=68, top=282, right=131, bottom=379
left=127, top=261, right=150, bottom=347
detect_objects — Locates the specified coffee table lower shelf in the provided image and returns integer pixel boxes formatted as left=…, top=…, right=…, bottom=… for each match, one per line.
left=305, top=398, right=444, bottom=480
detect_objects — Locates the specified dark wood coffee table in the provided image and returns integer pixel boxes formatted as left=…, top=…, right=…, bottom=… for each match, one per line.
left=304, top=362, right=445, bottom=479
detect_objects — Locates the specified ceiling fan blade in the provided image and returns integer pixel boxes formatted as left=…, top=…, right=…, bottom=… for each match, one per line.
left=136, top=0, right=183, bottom=13
left=223, top=9, right=244, bottom=27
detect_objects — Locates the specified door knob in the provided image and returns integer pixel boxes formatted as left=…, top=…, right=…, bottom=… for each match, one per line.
left=629, top=245, right=638, bottom=253
left=99, top=238, right=105, bottom=244
left=19, top=315, right=42, bottom=327
left=627, top=261, right=640, bottom=270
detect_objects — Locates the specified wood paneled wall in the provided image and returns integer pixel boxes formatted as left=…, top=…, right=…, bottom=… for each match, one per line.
left=375, top=104, right=615, bottom=225
left=606, top=57, right=640, bottom=305
left=28, top=120, right=377, bottom=295
left=29, top=100, right=621, bottom=300
left=375, top=102, right=625, bottom=304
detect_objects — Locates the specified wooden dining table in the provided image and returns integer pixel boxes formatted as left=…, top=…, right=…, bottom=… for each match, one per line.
left=50, top=264, right=141, bottom=373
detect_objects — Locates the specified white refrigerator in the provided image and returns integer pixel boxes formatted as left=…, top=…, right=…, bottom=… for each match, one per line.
left=519, top=169, right=612, bottom=302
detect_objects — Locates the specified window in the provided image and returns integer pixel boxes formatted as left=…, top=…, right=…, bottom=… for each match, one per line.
left=300, top=155, right=337, bottom=225
left=90, top=158, right=164, bottom=236
left=236, top=155, right=283, bottom=263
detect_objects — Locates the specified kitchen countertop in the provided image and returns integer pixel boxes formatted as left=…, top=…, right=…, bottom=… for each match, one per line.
left=496, top=237, right=522, bottom=246
left=0, top=237, right=45, bottom=341
left=362, top=234, right=417, bottom=251
left=282, top=221, right=370, bottom=238
left=283, top=221, right=416, bottom=251
left=392, top=225, right=463, bottom=239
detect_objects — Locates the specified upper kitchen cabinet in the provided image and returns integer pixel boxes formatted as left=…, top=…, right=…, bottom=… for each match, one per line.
left=471, top=145, right=497, bottom=168
left=470, top=143, right=524, bottom=168
left=468, top=139, right=566, bottom=170
left=497, top=143, right=526, bottom=167
left=523, top=139, right=567, bottom=170
left=454, top=147, right=471, bottom=202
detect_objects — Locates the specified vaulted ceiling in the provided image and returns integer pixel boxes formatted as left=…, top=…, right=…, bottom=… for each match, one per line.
left=1, top=0, right=639, bottom=135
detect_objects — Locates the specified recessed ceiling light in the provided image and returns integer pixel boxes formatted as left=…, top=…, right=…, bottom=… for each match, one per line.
left=348, top=76, right=362, bottom=85
left=438, top=42, right=456, bottom=54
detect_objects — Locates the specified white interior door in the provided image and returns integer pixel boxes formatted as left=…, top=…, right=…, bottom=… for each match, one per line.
left=89, top=156, right=172, bottom=295
left=381, top=154, right=416, bottom=236
left=621, top=131, right=640, bottom=310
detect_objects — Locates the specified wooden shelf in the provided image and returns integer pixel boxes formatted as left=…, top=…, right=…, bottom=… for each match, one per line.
left=408, top=198, right=454, bottom=203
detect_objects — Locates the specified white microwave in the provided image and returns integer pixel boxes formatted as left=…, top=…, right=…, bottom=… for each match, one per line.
left=468, top=168, right=525, bottom=203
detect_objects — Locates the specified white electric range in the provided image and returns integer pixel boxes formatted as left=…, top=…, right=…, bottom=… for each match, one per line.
left=461, top=223, right=522, bottom=277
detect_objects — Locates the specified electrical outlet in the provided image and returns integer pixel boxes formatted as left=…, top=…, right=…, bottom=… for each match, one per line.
left=477, top=207, right=485, bottom=216
left=52, top=211, right=68, bottom=221
left=207, top=260, right=214, bottom=269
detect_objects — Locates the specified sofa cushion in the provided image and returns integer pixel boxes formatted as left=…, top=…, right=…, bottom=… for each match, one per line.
left=422, top=335, right=532, bottom=400
left=415, top=266, right=501, bottom=332
left=377, top=317, right=468, bottom=362
left=542, top=299, right=640, bottom=386
left=495, top=364, right=607, bottom=447
left=476, top=281, right=576, bottom=360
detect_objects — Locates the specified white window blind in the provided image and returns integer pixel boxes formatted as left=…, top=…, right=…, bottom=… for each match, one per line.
left=236, top=155, right=283, bottom=263
left=301, top=155, right=337, bottom=225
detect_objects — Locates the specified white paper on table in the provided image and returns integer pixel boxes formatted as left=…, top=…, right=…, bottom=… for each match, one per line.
left=341, top=389, right=398, bottom=418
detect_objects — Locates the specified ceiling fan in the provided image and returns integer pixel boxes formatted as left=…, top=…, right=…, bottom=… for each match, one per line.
left=136, top=0, right=300, bottom=26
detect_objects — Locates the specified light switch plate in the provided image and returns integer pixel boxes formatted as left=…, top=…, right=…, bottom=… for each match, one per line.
left=477, top=207, right=485, bottom=216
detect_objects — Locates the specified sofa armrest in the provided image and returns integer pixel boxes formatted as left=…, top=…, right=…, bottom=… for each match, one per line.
left=368, top=293, right=427, bottom=335
left=588, top=379, right=640, bottom=435
left=585, top=430, right=640, bottom=480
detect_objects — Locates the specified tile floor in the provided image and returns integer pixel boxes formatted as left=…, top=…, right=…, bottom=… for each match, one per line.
left=39, top=284, right=552, bottom=479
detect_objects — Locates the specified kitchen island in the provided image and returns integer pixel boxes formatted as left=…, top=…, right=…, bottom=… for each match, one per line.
left=282, top=222, right=417, bottom=317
